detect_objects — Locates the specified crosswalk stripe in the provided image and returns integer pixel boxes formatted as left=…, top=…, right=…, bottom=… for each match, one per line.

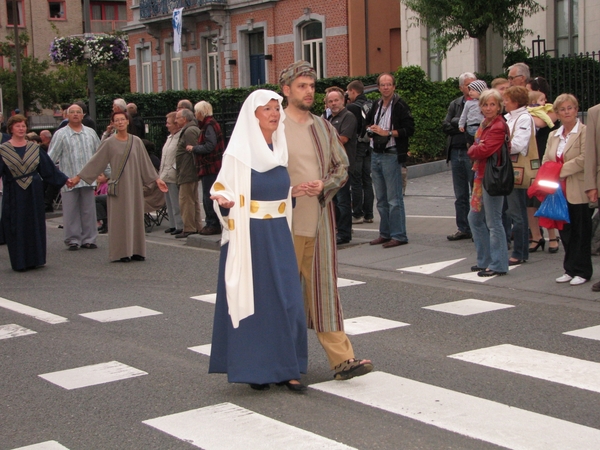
left=337, top=278, right=365, bottom=287
left=12, top=441, right=69, bottom=450
left=343, top=315, right=409, bottom=335
left=79, top=306, right=162, bottom=322
left=449, top=344, right=600, bottom=393
left=564, top=324, right=600, bottom=341
left=312, top=371, right=600, bottom=449
left=423, top=299, right=514, bottom=316
left=39, top=361, right=147, bottom=390
left=143, top=402, right=357, bottom=449
left=188, top=344, right=211, bottom=356
left=0, top=297, right=68, bottom=324
left=398, top=258, right=466, bottom=274
left=0, top=323, right=36, bottom=340
left=190, top=294, right=216, bottom=304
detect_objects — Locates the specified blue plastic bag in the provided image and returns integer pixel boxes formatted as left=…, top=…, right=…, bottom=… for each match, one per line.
left=535, top=185, right=570, bottom=222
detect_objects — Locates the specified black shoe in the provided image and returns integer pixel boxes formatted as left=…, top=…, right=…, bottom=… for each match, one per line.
left=199, top=226, right=222, bottom=235
left=170, top=229, right=183, bottom=235
left=471, top=265, right=485, bottom=272
left=68, top=244, right=79, bottom=251
left=250, top=383, right=270, bottom=391
left=175, top=231, right=195, bottom=239
left=98, top=225, right=108, bottom=234
left=447, top=230, right=472, bottom=241
left=119, top=257, right=131, bottom=263
left=131, top=254, right=145, bottom=261
left=336, top=237, right=350, bottom=245
left=276, top=380, right=307, bottom=392
left=164, top=227, right=176, bottom=234
left=477, top=269, right=507, bottom=277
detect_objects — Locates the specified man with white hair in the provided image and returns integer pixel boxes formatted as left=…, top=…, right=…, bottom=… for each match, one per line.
left=508, top=62, right=530, bottom=87
left=442, top=71, right=476, bottom=241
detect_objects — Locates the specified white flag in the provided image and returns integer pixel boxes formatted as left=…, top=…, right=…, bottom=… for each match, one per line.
left=172, top=8, right=183, bottom=54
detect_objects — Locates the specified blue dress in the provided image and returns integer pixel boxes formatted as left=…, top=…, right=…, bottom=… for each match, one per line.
left=0, top=144, right=68, bottom=270
left=209, top=166, right=308, bottom=384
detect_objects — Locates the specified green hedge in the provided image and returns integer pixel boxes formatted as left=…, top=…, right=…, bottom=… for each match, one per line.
left=96, top=68, right=459, bottom=162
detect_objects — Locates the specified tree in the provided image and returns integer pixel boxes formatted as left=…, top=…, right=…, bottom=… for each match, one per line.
left=0, top=32, right=54, bottom=113
left=402, top=0, right=543, bottom=73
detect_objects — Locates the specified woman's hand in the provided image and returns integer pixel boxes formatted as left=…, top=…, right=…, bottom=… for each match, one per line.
left=304, top=180, right=324, bottom=197
left=185, top=145, right=193, bottom=152
left=292, top=183, right=308, bottom=197
left=66, top=175, right=81, bottom=189
left=210, top=194, right=234, bottom=209
left=156, top=179, right=168, bottom=193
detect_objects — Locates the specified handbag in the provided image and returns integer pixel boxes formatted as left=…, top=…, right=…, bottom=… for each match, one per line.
left=483, top=134, right=514, bottom=197
left=535, top=184, right=570, bottom=222
left=510, top=115, right=540, bottom=189
left=107, top=135, right=133, bottom=197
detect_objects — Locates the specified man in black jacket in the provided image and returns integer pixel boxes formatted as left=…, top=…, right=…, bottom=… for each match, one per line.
left=346, top=80, right=374, bottom=224
left=366, top=73, right=414, bottom=248
left=442, top=72, right=476, bottom=241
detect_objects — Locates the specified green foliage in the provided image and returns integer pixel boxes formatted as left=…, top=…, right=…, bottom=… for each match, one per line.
left=503, top=48, right=531, bottom=69
left=93, top=60, right=131, bottom=96
left=50, top=64, right=88, bottom=104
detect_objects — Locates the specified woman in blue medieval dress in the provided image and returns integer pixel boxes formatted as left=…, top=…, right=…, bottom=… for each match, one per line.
left=208, top=90, right=308, bottom=392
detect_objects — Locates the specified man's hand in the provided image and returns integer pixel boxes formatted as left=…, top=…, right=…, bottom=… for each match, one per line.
left=587, top=189, right=598, bottom=204
left=156, top=179, right=168, bottom=193
left=292, top=183, right=308, bottom=198
left=304, top=180, right=324, bottom=197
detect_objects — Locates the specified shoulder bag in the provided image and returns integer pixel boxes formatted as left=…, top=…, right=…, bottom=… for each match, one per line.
left=483, top=132, right=514, bottom=197
left=510, top=115, right=540, bottom=189
left=107, top=135, right=133, bottom=197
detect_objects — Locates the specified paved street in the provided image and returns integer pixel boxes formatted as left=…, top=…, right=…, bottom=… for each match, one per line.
left=2, top=169, right=600, bottom=449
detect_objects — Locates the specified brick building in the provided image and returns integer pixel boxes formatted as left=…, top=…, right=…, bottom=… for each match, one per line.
left=0, top=0, right=127, bottom=67
left=126, top=0, right=401, bottom=93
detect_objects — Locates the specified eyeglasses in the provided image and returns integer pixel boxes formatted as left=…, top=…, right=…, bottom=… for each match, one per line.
left=507, top=75, right=524, bottom=81
left=113, top=119, right=128, bottom=123
left=378, top=83, right=394, bottom=88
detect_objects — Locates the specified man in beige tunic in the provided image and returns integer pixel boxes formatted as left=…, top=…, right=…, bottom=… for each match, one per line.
left=280, top=60, right=373, bottom=380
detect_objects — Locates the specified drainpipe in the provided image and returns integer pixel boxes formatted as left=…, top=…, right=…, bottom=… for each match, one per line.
left=365, top=0, right=370, bottom=75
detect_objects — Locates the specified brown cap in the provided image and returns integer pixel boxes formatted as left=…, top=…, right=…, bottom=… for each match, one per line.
left=279, top=60, right=316, bottom=87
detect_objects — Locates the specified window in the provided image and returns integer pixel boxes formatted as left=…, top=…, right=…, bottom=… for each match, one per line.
left=170, top=50, right=183, bottom=91
left=301, top=22, right=323, bottom=78
left=49, top=1, right=65, bottom=19
left=7, top=0, right=25, bottom=26
left=91, top=1, right=126, bottom=20
left=427, top=28, right=442, bottom=82
left=137, top=46, right=152, bottom=93
left=556, top=0, right=578, bottom=55
left=206, top=38, right=220, bottom=90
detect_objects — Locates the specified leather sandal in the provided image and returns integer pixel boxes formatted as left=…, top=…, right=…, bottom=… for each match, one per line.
left=333, top=358, right=374, bottom=380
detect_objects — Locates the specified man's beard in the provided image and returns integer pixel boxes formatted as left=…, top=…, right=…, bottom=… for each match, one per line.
left=290, top=96, right=313, bottom=111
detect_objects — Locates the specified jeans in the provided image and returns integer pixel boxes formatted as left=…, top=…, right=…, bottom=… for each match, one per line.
left=201, top=173, right=220, bottom=228
left=334, top=181, right=352, bottom=241
left=468, top=186, right=508, bottom=273
left=450, top=147, right=473, bottom=233
left=371, top=152, right=407, bottom=242
left=350, top=144, right=374, bottom=220
left=505, top=188, right=529, bottom=261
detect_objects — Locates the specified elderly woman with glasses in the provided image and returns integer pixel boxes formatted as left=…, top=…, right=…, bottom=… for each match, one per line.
left=542, top=94, right=590, bottom=286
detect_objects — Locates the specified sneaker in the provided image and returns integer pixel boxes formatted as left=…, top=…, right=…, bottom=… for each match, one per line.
left=352, top=216, right=364, bottom=224
left=363, top=218, right=374, bottom=223
left=447, top=230, right=472, bottom=241
left=556, top=274, right=573, bottom=283
left=570, top=276, right=588, bottom=286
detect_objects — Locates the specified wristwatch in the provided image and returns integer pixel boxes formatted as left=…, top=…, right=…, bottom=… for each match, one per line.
left=388, top=131, right=392, bottom=137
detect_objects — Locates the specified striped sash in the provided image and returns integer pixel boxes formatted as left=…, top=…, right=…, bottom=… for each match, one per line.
left=0, top=142, right=40, bottom=190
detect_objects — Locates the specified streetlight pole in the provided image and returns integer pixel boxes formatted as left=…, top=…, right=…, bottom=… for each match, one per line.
left=83, top=0, right=96, bottom=122
left=11, top=0, right=24, bottom=113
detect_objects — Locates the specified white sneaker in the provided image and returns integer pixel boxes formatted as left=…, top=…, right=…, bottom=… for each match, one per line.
left=570, top=276, right=588, bottom=286
left=352, top=216, right=364, bottom=224
left=556, top=274, right=573, bottom=283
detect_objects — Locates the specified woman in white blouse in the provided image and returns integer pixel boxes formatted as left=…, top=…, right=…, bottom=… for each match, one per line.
left=542, top=93, right=590, bottom=285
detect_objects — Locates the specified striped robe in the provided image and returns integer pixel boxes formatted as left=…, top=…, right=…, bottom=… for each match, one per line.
left=305, top=114, right=349, bottom=333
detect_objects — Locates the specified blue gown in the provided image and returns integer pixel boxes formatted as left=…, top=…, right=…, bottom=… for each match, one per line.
left=0, top=144, right=68, bottom=271
left=209, top=166, right=308, bottom=384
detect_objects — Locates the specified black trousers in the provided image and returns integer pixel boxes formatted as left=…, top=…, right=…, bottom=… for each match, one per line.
left=559, top=202, right=593, bottom=279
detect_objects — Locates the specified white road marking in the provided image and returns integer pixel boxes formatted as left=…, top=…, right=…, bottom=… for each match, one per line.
left=0, top=297, right=68, bottom=324
left=337, top=278, right=366, bottom=287
left=449, top=344, right=600, bottom=393
left=191, top=294, right=216, bottom=304
left=423, top=299, right=514, bottom=316
left=12, top=441, right=70, bottom=450
left=143, top=402, right=357, bottom=449
left=343, top=316, right=409, bottom=335
left=398, top=258, right=466, bottom=274
left=79, top=306, right=162, bottom=322
left=0, top=323, right=36, bottom=340
left=188, top=344, right=212, bottom=356
left=564, top=325, right=600, bottom=342
left=39, top=361, right=147, bottom=390
left=312, top=371, right=600, bottom=449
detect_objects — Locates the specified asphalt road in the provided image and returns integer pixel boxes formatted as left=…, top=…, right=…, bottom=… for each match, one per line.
left=2, top=170, right=600, bottom=449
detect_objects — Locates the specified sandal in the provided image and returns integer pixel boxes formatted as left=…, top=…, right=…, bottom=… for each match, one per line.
left=333, top=358, right=374, bottom=380
left=81, top=243, right=97, bottom=249
left=548, top=238, right=560, bottom=253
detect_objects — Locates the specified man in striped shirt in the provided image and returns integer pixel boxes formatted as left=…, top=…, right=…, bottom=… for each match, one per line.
left=48, top=104, right=101, bottom=251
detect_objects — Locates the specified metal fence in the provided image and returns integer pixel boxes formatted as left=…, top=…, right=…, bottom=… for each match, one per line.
left=530, top=36, right=600, bottom=119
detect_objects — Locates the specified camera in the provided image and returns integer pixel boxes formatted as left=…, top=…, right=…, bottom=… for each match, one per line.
left=366, top=128, right=375, bottom=137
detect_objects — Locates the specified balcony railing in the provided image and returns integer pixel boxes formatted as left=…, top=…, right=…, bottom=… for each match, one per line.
left=91, top=20, right=128, bottom=33
left=139, top=0, right=226, bottom=20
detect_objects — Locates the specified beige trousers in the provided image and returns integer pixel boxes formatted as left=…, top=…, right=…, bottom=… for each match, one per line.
left=294, top=234, right=354, bottom=369
left=178, top=181, right=203, bottom=233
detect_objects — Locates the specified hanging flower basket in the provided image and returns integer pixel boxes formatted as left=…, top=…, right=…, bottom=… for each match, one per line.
left=50, top=35, right=129, bottom=67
